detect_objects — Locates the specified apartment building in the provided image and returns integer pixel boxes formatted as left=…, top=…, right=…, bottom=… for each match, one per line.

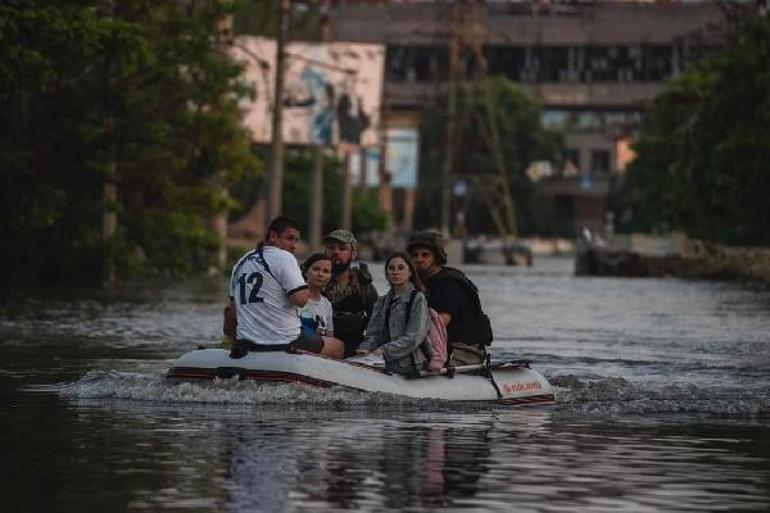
left=327, top=1, right=735, bottom=234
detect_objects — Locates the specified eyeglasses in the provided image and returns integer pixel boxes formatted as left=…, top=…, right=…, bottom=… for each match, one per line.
left=387, top=264, right=408, bottom=272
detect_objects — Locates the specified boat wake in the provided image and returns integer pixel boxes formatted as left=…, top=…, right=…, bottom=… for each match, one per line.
left=551, top=374, right=770, bottom=418
left=28, top=369, right=770, bottom=418
left=30, top=370, right=395, bottom=406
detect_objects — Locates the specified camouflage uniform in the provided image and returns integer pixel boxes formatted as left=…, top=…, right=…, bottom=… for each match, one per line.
left=323, top=263, right=378, bottom=357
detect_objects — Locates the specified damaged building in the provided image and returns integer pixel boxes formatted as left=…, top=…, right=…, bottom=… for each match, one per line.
left=327, top=0, right=740, bottom=236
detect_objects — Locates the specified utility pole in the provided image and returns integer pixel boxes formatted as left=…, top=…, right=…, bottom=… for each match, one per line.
left=103, top=132, right=117, bottom=287
left=358, top=147, right=368, bottom=191
left=440, top=1, right=461, bottom=236
left=211, top=13, right=234, bottom=272
left=309, top=1, right=330, bottom=251
left=341, top=153, right=353, bottom=229
left=266, top=0, right=290, bottom=223
left=438, top=2, right=517, bottom=240
left=309, top=148, right=324, bottom=250
left=466, top=3, right=517, bottom=238
left=103, top=0, right=117, bottom=288
left=378, top=71, right=393, bottom=228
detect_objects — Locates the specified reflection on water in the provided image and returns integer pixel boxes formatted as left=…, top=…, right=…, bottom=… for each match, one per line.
left=269, top=416, right=496, bottom=510
left=5, top=397, right=768, bottom=512
left=2, top=257, right=770, bottom=511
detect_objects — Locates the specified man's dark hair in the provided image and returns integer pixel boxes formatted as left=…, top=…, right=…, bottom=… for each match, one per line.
left=265, top=216, right=300, bottom=240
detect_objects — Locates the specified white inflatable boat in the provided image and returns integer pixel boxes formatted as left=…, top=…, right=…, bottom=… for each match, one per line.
left=167, top=349, right=554, bottom=406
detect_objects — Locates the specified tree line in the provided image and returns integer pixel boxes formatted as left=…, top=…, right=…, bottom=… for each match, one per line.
left=2, top=2, right=766, bottom=288
left=0, top=1, right=259, bottom=287
left=0, top=1, right=383, bottom=288
left=627, top=14, right=770, bottom=247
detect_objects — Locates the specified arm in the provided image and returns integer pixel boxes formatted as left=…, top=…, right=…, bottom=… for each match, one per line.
left=358, top=295, right=385, bottom=352
left=362, top=283, right=379, bottom=318
left=325, top=299, right=334, bottom=336
left=288, top=287, right=309, bottom=307
left=382, top=293, right=429, bottom=361
left=276, top=250, right=309, bottom=307
left=428, top=280, right=461, bottom=328
left=223, top=299, right=236, bottom=338
left=225, top=264, right=238, bottom=337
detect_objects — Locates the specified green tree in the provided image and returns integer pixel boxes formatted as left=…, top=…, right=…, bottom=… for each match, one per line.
left=229, top=146, right=386, bottom=237
left=0, top=1, right=260, bottom=287
left=233, top=0, right=322, bottom=40
left=628, top=15, right=770, bottom=246
left=415, top=76, right=562, bottom=236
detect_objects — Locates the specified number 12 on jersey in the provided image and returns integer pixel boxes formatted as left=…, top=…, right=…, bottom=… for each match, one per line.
left=237, top=272, right=265, bottom=304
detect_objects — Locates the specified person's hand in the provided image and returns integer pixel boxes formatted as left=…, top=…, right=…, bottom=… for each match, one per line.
left=372, top=348, right=384, bottom=357
left=356, top=348, right=370, bottom=356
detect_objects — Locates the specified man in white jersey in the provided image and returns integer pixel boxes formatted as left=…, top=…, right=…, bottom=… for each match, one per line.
left=224, top=216, right=344, bottom=359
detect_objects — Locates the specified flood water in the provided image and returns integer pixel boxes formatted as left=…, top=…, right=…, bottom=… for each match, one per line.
left=1, top=257, right=769, bottom=512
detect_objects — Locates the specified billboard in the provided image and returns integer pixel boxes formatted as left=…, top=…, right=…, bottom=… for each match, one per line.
left=386, top=128, right=419, bottom=189
left=230, top=37, right=384, bottom=148
left=349, top=128, right=420, bottom=189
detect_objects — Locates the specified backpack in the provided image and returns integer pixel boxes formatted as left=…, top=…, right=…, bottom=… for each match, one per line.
left=402, top=290, right=449, bottom=371
left=423, top=307, right=449, bottom=371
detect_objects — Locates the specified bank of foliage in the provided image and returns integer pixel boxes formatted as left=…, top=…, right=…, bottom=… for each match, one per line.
left=0, top=1, right=260, bottom=287
left=415, top=76, right=563, bottom=236
left=628, top=15, right=770, bottom=246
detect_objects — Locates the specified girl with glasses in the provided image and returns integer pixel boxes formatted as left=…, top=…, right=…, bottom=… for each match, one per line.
left=356, top=252, right=430, bottom=375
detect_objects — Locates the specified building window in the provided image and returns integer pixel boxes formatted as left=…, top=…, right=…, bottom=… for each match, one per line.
left=388, top=43, right=688, bottom=86
left=386, top=46, right=448, bottom=83
left=539, top=46, right=569, bottom=82
left=591, top=149, right=611, bottom=174
left=642, top=44, right=672, bottom=81
left=485, top=46, right=526, bottom=81
left=564, top=148, right=581, bottom=173
left=578, top=112, right=603, bottom=130
left=542, top=110, right=568, bottom=129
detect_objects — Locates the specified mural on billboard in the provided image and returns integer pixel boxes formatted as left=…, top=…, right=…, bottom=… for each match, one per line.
left=230, top=37, right=384, bottom=149
left=386, top=128, right=419, bottom=189
left=350, top=128, right=420, bottom=189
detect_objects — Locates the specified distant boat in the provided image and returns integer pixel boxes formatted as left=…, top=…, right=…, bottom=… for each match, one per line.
left=575, top=228, right=684, bottom=277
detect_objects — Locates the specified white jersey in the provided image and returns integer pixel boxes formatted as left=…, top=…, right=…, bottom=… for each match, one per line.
left=299, top=295, right=334, bottom=337
left=229, top=246, right=307, bottom=345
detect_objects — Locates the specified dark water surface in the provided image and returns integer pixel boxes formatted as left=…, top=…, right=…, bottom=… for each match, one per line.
left=1, top=257, right=769, bottom=512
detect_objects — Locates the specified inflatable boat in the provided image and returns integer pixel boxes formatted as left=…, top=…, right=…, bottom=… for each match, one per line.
left=167, top=349, right=554, bottom=406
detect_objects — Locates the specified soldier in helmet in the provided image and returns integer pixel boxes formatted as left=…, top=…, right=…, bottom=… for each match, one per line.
left=322, top=229, right=379, bottom=357
left=407, top=230, right=493, bottom=366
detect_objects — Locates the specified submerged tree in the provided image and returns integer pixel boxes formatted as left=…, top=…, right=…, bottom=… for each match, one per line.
left=230, top=146, right=387, bottom=239
left=416, top=76, right=562, bottom=236
left=0, top=1, right=260, bottom=287
left=628, top=14, right=770, bottom=246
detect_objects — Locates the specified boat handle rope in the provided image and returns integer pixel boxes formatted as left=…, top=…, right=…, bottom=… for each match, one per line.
left=482, top=354, right=503, bottom=400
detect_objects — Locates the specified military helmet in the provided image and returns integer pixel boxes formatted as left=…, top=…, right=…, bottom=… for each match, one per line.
left=407, top=230, right=447, bottom=265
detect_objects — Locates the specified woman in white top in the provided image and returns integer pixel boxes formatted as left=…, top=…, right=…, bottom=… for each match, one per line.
left=300, top=253, right=345, bottom=359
